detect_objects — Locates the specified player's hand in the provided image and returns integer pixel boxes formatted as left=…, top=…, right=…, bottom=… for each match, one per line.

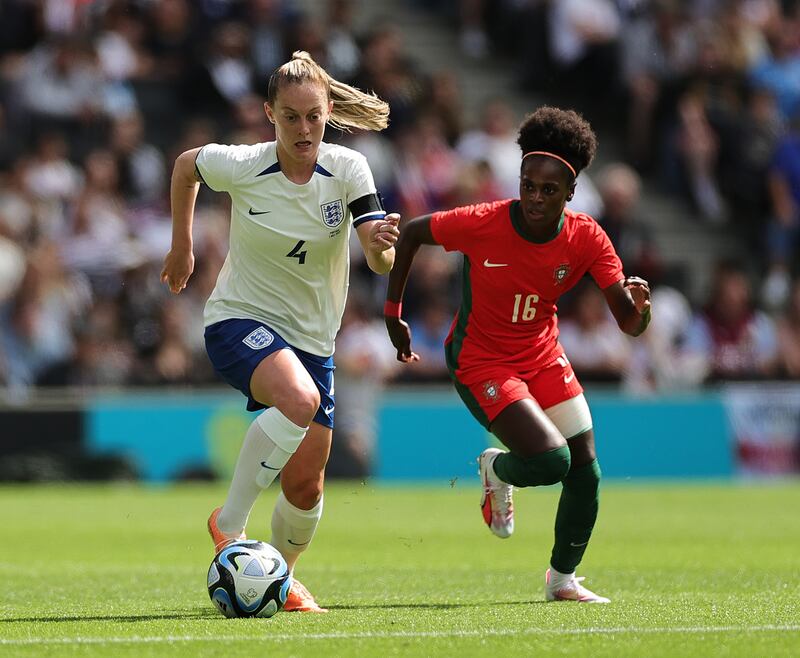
left=623, top=275, right=651, bottom=314
left=385, top=316, right=420, bottom=363
left=161, top=247, right=195, bottom=294
left=369, top=213, right=400, bottom=252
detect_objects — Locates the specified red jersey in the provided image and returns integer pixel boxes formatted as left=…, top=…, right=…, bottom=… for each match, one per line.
left=430, top=199, right=624, bottom=374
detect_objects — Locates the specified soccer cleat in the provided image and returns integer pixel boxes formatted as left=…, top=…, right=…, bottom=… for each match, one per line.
left=283, top=578, right=328, bottom=612
left=478, top=447, right=514, bottom=538
left=207, top=507, right=246, bottom=554
left=545, top=568, right=610, bottom=603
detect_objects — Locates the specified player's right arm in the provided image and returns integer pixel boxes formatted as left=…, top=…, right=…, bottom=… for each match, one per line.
left=384, top=214, right=439, bottom=362
left=161, top=147, right=203, bottom=294
left=383, top=215, right=439, bottom=363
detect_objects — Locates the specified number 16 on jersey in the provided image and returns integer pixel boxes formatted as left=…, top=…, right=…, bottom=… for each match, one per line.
left=511, top=293, right=539, bottom=323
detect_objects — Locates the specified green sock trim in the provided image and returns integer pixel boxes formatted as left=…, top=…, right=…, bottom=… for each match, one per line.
left=550, top=458, right=601, bottom=574
left=492, top=445, right=571, bottom=488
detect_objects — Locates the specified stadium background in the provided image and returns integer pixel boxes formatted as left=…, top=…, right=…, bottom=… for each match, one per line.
left=0, top=0, right=799, bottom=485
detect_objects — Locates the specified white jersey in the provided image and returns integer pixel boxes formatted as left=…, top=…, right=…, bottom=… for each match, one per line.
left=196, top=141, right=385, bottom=356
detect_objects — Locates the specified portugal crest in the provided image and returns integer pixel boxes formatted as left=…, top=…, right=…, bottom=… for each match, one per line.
left=320, top=199, right=345, bottom=228
left=554, top=263, right=570, bottom=284
left=482, top=381, right=500, bottom=402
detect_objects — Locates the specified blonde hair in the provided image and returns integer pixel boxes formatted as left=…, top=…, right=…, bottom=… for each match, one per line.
left=267, top=51, right=389, bottom=132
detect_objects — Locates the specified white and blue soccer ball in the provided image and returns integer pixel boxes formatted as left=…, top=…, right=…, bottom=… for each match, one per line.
left=207, top=540, right=292, bottom=618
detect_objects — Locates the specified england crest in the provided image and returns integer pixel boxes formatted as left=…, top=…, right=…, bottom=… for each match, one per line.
left=320, top=199, right=345, bottom=228
left=242, top=326, right=274, bottom=350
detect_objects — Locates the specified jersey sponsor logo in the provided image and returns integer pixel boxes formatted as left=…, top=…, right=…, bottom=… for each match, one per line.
left=482, top=380, right=500, bottom=401
left=483, top=259, right=509, bottom=268
left=249, top=207, right=271, bottom=215
left=554, top=263, right=570, bottom=284
left=242, top=326, right=274, bottom=349
left=320, top=199, right=345, bottom=228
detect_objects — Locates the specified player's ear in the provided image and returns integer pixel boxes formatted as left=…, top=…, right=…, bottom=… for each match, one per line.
left=567, top=181, right=576, bottom=201
left=264, top=102, right=275, bottom=124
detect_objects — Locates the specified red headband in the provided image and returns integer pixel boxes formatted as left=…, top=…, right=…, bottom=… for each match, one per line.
left=522, top=151, right=576, bottom=178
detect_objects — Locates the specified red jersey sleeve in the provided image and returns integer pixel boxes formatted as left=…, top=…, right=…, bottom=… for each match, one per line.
left=585, top=218, right=624, bottom=289
left=430, top=200, right=512, bottom=253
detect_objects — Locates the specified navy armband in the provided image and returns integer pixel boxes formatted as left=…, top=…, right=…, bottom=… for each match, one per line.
left=350, top=193, right=386, bottom=227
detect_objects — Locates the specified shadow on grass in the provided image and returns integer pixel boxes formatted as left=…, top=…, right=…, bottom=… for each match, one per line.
left=0, top=610, right=218, bottom=624
left=325, top=600, right=545, bottom=611
left=2, top=601, right=547, bottom=622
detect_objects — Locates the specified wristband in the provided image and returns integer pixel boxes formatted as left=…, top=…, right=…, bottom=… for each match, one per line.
left=383, top=300, right=402, bottom=318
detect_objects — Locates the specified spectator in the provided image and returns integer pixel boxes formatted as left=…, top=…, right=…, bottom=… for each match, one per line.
left=457, top=99, right=521, bottom=199
left=596, top=163, right=662, bottom=285
left=762, top=114, right=800, bottom=309
left=749, top=19, right=800, bottom=123
left=623, top=278, right=708, bottom=393
left=684, top=260, right=779, bottom=382
left=775, top=277, right=800, bottom=378
left=557, top=280, right=633, bottom=383
left=108, top=112, right=166, bottom=205
left=621, top=2, right=698, bottom=170
left=396, top=295, right=453, bottom=383
left=329, top=291, right=398, bottom=477
left=547, top=0, right=622, bottom=105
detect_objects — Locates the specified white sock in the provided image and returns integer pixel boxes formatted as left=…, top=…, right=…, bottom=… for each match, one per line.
left=217, top=408, right=308, bottom=536
left=271, top=492, right=323, bottom=568
left=548, top=567, right=576, bottom=589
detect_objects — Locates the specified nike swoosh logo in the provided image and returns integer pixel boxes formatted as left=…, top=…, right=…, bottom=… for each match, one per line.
left=287, top=539, right=309, bottom=546
left=564, top=373, right=575, bottom=384
left=323, top=405, right=335, bottom=416
left=249, top=208, right=271, bottom=215
left=569, top=541, right=588, bottom=547
left=260, top=461, right=280, bottom=470
left=483, top=259, right=508, bottom=268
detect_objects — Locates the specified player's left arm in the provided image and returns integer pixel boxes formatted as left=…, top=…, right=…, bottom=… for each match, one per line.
left=355, top=213, right=400, bottom=275
left=603, top=276, right=652, bottom=337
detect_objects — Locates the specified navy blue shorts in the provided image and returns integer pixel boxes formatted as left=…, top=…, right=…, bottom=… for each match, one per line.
left=204, top=318, right=335, bottom=428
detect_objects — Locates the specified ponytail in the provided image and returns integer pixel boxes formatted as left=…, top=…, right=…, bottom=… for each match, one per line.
left=267, top=51, right=389, bottom=132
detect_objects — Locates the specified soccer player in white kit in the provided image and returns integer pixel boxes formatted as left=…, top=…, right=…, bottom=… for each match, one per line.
left=161, top=51, right=399, bottom=612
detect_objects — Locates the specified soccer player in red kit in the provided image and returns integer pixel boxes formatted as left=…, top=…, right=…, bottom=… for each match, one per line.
left=384, top=107, right=651, bottom=603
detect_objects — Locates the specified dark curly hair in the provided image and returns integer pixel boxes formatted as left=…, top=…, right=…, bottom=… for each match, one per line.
left=517, top=106, right=597, bottom=177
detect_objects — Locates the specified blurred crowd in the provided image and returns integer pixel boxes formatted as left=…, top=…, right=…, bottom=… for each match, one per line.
left=0, top=0, right=799, bottom=439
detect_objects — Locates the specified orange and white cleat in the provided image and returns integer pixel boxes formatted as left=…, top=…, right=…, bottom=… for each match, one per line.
left=545, top=568, right=610, bottom=603
left=283, top=579, right=328, bottom=613
left=207, top=507, right=246, bottom=555
left=478, top=448, right=514, bottom=538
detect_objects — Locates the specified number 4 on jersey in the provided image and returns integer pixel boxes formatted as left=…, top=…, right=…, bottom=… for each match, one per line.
left=286, top=240, right=307, bottom=264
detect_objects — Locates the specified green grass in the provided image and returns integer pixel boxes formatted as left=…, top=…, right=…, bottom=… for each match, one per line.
left=1, top=481, right=799, bottom=657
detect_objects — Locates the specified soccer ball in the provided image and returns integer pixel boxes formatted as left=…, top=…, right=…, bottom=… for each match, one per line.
left=207, top=540, right=292, bottom=618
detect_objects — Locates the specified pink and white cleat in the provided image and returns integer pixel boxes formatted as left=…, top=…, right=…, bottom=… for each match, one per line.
left=478, top=448, right=514, bottom=538
left=545, top=568, right=610, bottom=603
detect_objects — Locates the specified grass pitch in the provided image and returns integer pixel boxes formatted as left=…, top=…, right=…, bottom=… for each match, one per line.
left=1, top=480, right=798, bottom=657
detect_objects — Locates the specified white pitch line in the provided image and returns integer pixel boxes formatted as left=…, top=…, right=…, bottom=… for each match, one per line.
left=1, top=625, right=799, bottom=645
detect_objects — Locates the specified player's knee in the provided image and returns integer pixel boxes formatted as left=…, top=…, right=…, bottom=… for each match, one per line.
left=276, top=383, right=320, bottom=427
left=516, top=445, right=571, bottom=486
left=564, top=458, right=601, bottom=493
left=281, top=474, right=324, bottom=510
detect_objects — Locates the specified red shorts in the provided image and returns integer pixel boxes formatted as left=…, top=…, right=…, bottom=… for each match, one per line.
left=452, top=352, right=583, bottom=429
